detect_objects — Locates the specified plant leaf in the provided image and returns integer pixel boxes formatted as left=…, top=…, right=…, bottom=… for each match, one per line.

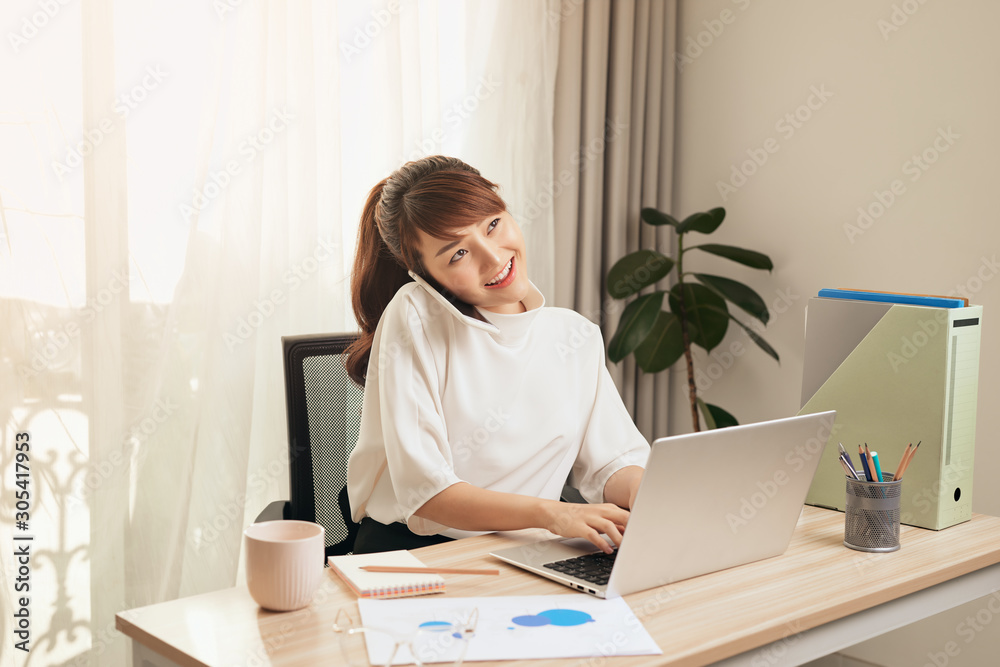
left=668, top=283, right=729, bottom=352
left=678, top=207, right=726, bottom=234
left=640, top=208, right=680, bottom=227
left=607, top=292, right=664, bottom=362
left=704, top=401, right=739, bottom=429
left=607, top=250, right=674, bottom=299
left=690, top=244, right=774, bottom=271
left=696, top=397, right=716, bottom=430
left=693, top=273, right=770, bottom=324
left=633, top=311, right=685, bottom=373
left=724, top=314, right=780, bottom=363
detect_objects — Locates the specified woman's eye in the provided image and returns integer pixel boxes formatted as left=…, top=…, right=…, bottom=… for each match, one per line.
left=449, top=249, right=467, bottom=263
left=488, top=218, right=499, bottom=232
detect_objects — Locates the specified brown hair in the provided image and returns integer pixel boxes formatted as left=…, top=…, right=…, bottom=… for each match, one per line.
left=344, top=156, right=506, bottom=386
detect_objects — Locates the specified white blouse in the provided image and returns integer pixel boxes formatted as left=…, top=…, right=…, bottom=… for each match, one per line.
left=346, top=272, right=650, bottom=538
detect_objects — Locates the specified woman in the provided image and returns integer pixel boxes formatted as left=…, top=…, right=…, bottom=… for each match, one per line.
left=345, top=156, right=649, bottom=555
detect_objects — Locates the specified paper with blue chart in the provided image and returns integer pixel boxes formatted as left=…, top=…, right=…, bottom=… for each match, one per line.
left=358, top=594, right=661, bottom=663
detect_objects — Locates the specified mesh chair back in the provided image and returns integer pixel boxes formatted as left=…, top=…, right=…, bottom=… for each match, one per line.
left=282, top=333, right=363, bottom=556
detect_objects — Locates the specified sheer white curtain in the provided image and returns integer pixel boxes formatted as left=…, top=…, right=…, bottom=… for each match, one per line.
left=0, top=1, right=558, bottom=664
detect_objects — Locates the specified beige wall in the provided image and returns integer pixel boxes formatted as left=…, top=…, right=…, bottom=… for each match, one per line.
left=671, top=1, right=1000, bottom=665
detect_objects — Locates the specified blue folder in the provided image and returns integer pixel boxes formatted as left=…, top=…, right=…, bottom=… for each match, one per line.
left=817, top=289, right=966, bottom=309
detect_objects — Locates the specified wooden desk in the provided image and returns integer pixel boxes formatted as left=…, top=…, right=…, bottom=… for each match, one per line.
left=116, top=507, right=1000, bottom=666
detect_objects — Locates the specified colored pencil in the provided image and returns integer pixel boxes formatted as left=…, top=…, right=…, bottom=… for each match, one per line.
left=359, top=566, right=500, bottom=575
left=871, top=451, right=884, bottom=481
left=859, top=444, right=873, bottom=481
left=894, top=440, right=922, bottom=481
left=892, top=444, right=913, bottom=481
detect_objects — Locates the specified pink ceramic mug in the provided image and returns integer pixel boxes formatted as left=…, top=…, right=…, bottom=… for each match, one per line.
left=244, top=520, right=324, bottom=611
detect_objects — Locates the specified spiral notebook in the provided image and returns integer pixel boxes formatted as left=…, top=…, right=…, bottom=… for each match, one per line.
left=328, top=550, right=446, bottom=599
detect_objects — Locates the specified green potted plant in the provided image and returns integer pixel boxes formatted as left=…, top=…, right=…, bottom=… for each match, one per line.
left=606, top=207, right=778, bottom=431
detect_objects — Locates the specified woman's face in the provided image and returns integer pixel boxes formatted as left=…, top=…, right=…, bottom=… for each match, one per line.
left=415, top=211, right=530, bottom=314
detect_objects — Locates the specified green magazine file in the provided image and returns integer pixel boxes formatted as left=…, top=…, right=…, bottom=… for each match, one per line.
left=798, top=295, right=982, bottom=530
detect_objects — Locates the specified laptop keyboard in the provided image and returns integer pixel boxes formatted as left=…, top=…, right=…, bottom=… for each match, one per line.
left=543, top=549, right=618, bottom=586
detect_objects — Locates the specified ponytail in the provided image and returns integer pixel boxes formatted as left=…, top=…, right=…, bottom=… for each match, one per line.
left=344, top=180, right=412, bottom=386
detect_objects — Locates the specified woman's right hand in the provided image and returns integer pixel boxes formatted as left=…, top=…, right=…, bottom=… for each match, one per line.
left=414, top=483, right=629, bottom=553
left=538, top=500, right=630, bottom=554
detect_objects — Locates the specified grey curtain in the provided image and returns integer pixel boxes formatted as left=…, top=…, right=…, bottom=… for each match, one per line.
left=552, top=0, right=677, bottom=441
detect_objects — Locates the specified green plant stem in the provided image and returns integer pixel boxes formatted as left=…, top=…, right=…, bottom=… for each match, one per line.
left=675, top=232, right=701, bottom=432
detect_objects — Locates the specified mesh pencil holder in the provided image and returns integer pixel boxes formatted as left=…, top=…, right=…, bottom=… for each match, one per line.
left=844, top=472, right=902, bottom=553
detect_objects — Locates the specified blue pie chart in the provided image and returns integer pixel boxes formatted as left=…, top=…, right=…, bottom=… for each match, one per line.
left=511, top=609, right=594, bottom=627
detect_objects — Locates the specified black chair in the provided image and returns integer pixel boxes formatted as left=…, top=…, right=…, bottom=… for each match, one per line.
left=256, top=333, right=364, bottom=558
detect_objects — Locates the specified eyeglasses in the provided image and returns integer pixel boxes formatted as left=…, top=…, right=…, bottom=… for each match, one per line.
left=333, top=607, right=478, bottom=666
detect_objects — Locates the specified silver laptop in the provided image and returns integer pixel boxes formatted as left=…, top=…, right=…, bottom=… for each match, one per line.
left=490, top=411, right=836, bottom=598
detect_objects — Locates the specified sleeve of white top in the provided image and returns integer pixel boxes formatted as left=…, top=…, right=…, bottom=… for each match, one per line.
left=376, top=300, right=463, bottom=523
left=569, top=334, right=651, bottom=504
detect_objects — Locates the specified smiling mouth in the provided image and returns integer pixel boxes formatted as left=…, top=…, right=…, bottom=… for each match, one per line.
left=484, top=258, right=514, bottom=287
